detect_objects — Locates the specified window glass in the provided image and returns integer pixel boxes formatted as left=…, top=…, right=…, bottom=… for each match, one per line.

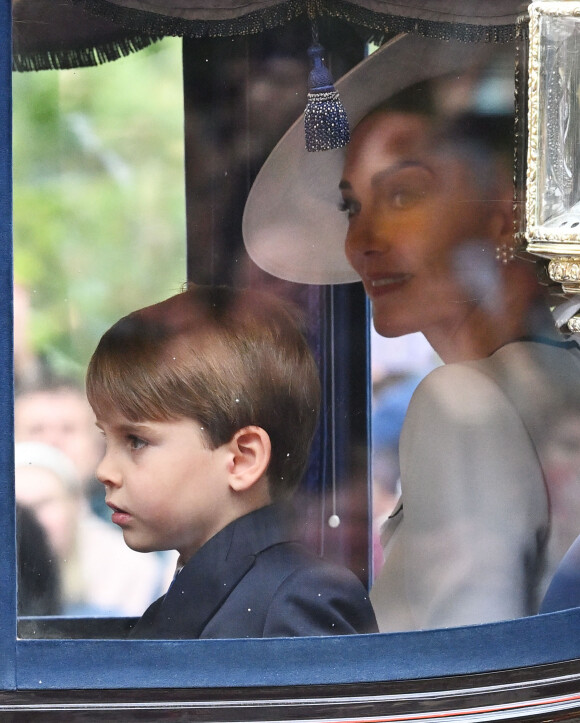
left=11, top=11, right=580, bottom=648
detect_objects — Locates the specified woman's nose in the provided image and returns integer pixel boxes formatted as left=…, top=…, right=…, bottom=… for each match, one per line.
left=345, top=207, right=387, bottom=263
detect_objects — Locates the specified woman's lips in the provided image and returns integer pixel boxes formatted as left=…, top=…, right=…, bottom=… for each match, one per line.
left=366, top=273, right=413, bottom=295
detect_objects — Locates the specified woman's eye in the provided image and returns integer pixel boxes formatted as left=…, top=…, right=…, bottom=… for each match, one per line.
left=390, top=187, right=426, bottom=209
left=338, top=198, right=361, bottom=219
left=128, top=435, right=148, bottom=451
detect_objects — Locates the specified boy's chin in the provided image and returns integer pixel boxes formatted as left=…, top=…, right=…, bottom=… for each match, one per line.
left=122, top=534, right=157, bottom=554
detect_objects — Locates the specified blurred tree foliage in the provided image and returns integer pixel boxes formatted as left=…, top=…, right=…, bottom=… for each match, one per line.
left=13, top=38, right=186, bottom=380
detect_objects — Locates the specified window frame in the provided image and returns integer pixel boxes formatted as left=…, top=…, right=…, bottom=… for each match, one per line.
left=3, top=610, right=580, bottom=690
left=3, top=0, right=580, bottom=700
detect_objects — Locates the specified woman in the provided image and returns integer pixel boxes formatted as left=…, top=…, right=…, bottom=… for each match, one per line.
left=242, top=33, right=580, bottom=631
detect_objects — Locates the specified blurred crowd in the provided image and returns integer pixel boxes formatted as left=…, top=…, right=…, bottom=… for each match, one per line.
left=14, top=281, right=176, bottom=618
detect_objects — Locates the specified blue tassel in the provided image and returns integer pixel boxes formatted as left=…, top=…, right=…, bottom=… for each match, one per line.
left=304, top=42, right=350, bottom=152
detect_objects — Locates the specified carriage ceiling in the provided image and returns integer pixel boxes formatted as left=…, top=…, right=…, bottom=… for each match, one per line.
left=13, top=0, right=528, bottom=71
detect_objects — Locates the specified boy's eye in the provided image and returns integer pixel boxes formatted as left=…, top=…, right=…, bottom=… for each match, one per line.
left=128, top=435, right=148, bottom=451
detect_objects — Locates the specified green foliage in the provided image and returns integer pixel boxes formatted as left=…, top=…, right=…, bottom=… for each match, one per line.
left=13, top=38, right=187, bottom=380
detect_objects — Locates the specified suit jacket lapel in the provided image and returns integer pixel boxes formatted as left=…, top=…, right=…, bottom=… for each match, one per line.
left=380, top=495, right=403, bottom=552
left=131, top=504, right=295, bottom=638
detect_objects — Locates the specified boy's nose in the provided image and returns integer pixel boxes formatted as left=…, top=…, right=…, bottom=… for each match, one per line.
left=96, top=452, right=121, bottom=488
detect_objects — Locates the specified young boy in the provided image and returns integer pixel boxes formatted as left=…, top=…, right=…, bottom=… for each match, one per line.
left=86, top=285, right=377, bottom=638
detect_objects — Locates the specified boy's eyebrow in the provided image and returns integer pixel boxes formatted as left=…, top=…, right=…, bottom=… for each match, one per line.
left=95, top=419, right=152, bottom=433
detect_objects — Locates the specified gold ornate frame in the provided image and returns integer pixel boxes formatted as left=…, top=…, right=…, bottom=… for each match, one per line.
left=526, top=0, right=580, bottom=307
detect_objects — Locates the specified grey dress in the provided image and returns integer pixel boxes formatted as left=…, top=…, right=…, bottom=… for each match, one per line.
left=371, top=333, right=580, bottom=632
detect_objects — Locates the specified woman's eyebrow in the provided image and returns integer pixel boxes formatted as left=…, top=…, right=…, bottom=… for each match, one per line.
left=370, top=160, right=433, bottom=188
left=339, top=160, right=433, bottom=192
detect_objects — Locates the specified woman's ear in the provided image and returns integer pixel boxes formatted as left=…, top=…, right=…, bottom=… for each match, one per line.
left=488, top=197, right=514, bottom=243
left=226, top=426, right=271, bottom=493
left=487, top=168, right=514, bottom=244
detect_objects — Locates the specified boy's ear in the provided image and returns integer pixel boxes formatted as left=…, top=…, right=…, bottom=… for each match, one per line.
left=226, top=426, right=271, bottom=492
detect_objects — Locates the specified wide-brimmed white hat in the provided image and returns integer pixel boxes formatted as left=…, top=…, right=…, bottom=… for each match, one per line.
left=242, top=33, right=516, bottom=285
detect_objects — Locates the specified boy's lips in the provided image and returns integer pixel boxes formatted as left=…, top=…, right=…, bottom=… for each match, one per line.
left=106, top=501, right=132, bottom=526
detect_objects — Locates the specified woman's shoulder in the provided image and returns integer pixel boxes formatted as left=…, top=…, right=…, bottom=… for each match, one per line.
left=408, top=359, right=512, bottom=423
left=411, top=335, right=580, bottom=411
left=405, top=337, right=580, bottom=447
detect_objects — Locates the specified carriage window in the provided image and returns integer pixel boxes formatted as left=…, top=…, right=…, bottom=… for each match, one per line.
left=6, top=6, right=580, bottom=720
left=11, top=3, right=580, bottom=650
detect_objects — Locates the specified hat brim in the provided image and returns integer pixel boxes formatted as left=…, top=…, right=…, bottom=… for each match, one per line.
left=242, top=33, right=508, bottom=285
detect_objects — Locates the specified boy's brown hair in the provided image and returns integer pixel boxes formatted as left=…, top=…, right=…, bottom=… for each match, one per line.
left=86, top=285, right=321, bottom=501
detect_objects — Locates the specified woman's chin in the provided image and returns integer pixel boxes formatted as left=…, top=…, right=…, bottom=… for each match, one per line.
left=372, top=314, right=420, bottom=339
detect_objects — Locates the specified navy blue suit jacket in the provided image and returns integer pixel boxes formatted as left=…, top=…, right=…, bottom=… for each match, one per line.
left=130, top=504, right=378, bottom=639
left=541, top=533, right=580, bottom=613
